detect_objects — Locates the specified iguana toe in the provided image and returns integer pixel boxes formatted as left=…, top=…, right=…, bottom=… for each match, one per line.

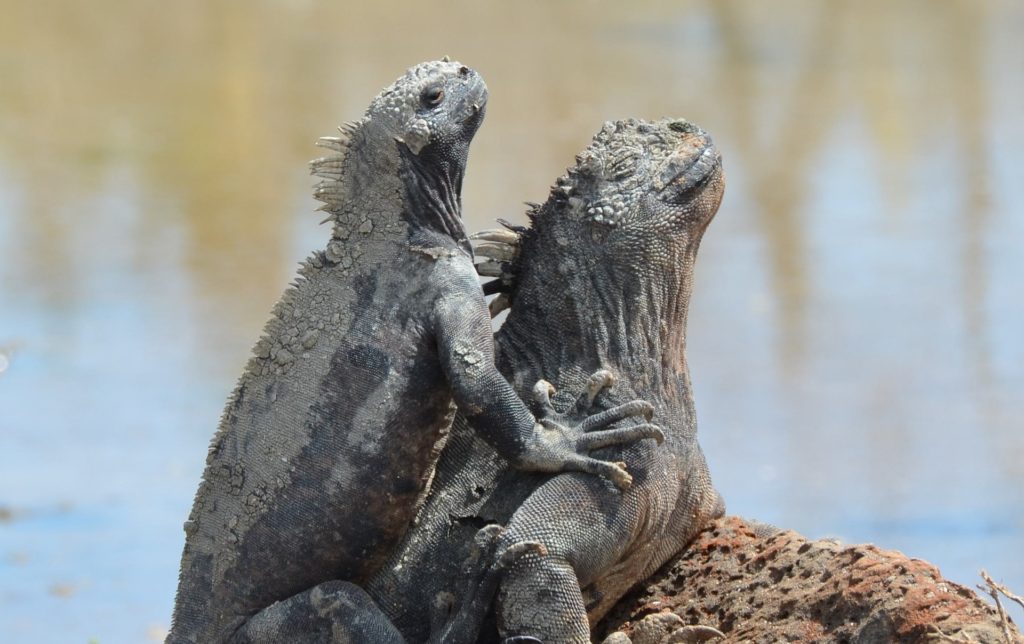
left=471, top=228, right=521, bottom=244
left=531, top=379, right=557, bottom=414
left=474, top=241, right=519, bottom=262
left=575, top=369, right=616, bottom=412
left=666, top=625, right=725, bottom=643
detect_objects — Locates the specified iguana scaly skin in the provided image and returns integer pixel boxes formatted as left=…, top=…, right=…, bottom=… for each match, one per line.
left=365, top=119, right=727, bottom=643
left=168, top=63, right=660, bottom=643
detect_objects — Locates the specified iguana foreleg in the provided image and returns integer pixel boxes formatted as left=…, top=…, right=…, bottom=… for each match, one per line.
left=492, top=379, right=679, bottom=643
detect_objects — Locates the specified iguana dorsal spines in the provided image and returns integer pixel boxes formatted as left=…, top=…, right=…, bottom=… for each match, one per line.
left=169, top=65, right=659, bottom=644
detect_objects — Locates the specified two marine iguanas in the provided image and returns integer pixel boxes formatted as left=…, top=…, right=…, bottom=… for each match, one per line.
left=169, top=60, right=724, bottom=643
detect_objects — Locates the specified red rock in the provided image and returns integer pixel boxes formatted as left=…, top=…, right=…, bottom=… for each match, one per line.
left=597, top=516, right=1021, bottom=643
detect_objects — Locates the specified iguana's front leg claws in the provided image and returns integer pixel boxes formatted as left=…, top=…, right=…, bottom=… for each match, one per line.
left=473, top=524, right=504, bottom=549
left=473, top=226, right=522, bottom=314
left=575, top=368, right=616, bottom=412
left=577, top=423, right=664, bottom=451
left=476, top=260, right=505, bottom=277
left=531, top=379, right=557, bottom=415
left=474, top=241, right=519, bottom=262
left=612, top=612, right=725, bottom=644
left=470, top=228, right=520, bottom=245
left=462, top=524, right=505, bottom=573
left=565, top=454, right=632, bottom=490
left=579, top=400, right=656, bottom=432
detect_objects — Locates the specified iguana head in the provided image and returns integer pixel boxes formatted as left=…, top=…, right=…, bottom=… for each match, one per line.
left=312, top=59, right=487, bottom=250
left=370, top=58, right=488, bottom=158
left=544, top=118, right=723, bottom=260
left=501, top=119, right=724, bottom=380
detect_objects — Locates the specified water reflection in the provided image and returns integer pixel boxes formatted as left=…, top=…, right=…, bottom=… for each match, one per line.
left=1, top=1, right=1021, bottom=641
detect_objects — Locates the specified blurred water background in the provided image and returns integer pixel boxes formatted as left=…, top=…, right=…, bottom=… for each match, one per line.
left=1, top=1, right=1022, bottom=641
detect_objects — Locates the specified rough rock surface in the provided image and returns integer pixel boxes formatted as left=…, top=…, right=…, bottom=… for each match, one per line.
left=598, top=516, right=1021, bottom=643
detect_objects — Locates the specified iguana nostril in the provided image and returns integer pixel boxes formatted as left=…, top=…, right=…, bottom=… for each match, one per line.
left=459, top=66, right=470, bottom=76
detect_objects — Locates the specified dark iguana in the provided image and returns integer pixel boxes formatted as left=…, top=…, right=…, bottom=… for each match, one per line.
left=362, top=118, right=726, bottom=643
left=167, top=62, right=661, bottom=643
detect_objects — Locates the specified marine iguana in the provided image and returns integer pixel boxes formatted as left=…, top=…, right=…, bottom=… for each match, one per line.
left=167, top=62, right=661, bottom=643
left=363, top=118, right=727, bottom=643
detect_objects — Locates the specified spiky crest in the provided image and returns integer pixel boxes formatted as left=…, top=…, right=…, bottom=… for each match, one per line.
left=310, top=119, right=366, bottom=220
left=307, top=60, right=487, bottom=248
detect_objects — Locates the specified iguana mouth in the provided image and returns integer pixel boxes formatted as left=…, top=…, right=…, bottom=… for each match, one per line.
left=458, top=75, right=488, bottom=134
left=659, top=144, right=722, bottom=201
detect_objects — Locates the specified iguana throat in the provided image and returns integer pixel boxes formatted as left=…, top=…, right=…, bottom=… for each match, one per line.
left=398, top=139, right=472, bottom=253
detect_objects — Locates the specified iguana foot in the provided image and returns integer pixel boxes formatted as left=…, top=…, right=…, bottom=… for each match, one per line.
left=471, top=223, right=522, bottom=317
left=429, top=529, right=546, bottom=644
left=601, top=613, right=724, bottom=644
left=518, top=372, right=663, bottom=490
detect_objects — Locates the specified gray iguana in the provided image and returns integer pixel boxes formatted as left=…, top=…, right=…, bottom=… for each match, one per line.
left=360, top=118, right=727, bottom=643
left=167, top=61, right=661, bottom=643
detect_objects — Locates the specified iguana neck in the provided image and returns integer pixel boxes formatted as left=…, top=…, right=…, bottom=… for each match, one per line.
left=503, top=226, right=702, bottom=402
left=398, top=141, right=470, bottom=253
left=315, top=123, right=468, bottom=253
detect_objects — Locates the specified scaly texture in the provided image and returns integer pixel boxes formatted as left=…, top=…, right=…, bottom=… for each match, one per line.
left=367, top=119, right=726, bottom=643
left=597, top=516, right=1022, bottom=644
left=167, top=59, right=490, bottom=644
left=169, top=61, right=658, bottom=644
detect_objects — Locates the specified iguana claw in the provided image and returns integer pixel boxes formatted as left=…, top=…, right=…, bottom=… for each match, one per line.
left=474, top=241, right=518, bottom=261
left=473, top=224, right=522, bottom=318
left=531, top=379, right=557, bottom=413
left=518, top=372, right=662, bottom=490
left=470, top=228, right=521, bottom=244
left=476, top=261, right=505, bottom=277
left=576, top=369, right=616, bottom=411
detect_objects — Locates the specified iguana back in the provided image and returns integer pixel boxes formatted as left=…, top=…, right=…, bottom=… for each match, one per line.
left=169, top=60, right=489, bottom=642
left=169, top=65, right=660, bottom=644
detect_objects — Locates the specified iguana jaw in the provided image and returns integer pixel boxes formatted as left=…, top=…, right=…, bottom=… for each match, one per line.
left=396, top=69, right=487, bottom=253
left=397, top=139, right=472, bottom=252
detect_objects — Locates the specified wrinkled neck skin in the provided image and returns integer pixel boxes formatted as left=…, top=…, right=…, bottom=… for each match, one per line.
left=323, top=125, right=469, bottom=254
left=501, top=213, right=705, bottom=428
left=398, top=139, right=471, bottom=253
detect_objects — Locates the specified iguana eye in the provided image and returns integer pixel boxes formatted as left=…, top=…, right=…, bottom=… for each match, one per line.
left=421, top=86, right=444, bottom=108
